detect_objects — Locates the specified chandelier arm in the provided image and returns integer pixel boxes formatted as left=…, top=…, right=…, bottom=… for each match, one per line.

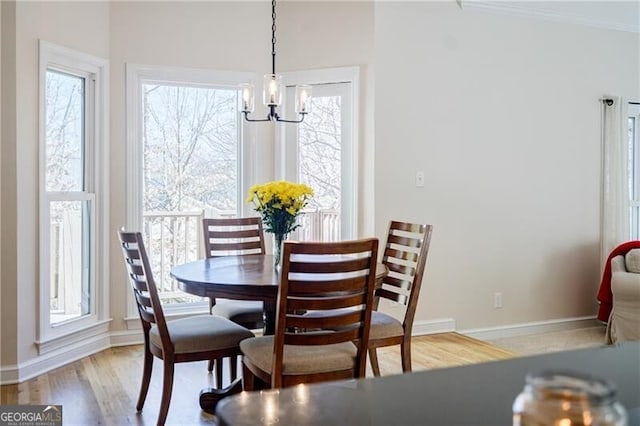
left=275, top=114, right=307, bottom=124
left=242, top=111, right=272, bottom=122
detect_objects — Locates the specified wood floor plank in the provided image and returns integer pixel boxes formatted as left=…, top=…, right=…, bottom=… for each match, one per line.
left=0, top=333, right=517, bottom=425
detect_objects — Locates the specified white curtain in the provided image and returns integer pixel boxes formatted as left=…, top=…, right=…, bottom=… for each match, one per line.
left=601, top=95, right=630, bottom=268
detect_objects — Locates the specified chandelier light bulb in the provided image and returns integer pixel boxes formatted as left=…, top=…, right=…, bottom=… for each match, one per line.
left=241, top=84, right=255, bottom=113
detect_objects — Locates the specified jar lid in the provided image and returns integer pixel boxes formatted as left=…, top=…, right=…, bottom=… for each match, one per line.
left=526, top=370, right=618, bottom=405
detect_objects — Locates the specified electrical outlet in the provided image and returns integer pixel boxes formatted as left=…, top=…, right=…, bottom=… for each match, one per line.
left=494, top=292, right=503, bottom=309
left=415, top=171, right=425, bottom=187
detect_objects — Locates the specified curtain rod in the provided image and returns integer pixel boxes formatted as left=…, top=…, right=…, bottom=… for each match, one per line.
left=601, top=99, right=640, bottom=106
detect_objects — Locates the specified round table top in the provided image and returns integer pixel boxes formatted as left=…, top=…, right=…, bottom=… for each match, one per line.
left=171, top=254, right=387, bottom=302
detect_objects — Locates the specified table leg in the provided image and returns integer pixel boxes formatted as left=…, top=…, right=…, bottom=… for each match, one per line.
left=263, top=300, right=277, bottom=335
left=199, top=378, right=243, bottom=414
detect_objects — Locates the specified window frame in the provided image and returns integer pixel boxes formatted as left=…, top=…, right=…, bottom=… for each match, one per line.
left=629, top=102, right=640, bottom=239
left=279, top=66, right=360, bottom=240
left=37, top=40, right=110, bottom=348
left=125, top=64, right=255, bottom=318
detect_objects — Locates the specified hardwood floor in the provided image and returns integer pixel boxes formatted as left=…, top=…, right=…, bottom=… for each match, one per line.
left=0, top=333, right=516, bottom=426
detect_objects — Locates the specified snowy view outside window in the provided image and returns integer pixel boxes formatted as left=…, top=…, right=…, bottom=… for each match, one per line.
left=45, top=69, right=92, bottom=324
left=296, top=94, right=343, bottom=241
left=142, top=83, right=240, bottom=302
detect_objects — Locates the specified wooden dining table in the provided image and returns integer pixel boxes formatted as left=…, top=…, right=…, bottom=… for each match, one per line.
left=170, top=253, right=388, bottom=412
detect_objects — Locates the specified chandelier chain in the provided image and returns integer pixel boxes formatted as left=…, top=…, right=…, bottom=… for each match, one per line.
left=271, top=0, right=277, bottom=75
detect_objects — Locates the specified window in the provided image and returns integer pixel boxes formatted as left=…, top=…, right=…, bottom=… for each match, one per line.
left=281, top=67, right=359, bottom=241
left=38, top=41, right=109, bottom=344
left=126, top=65, right=253, bottom=312
left=629, top=103, right=640, bottom=239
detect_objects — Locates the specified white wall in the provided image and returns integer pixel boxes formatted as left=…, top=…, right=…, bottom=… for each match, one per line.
left=375, top=1, right=640, bottom=330
left=4, top=0, right=110, bottom=366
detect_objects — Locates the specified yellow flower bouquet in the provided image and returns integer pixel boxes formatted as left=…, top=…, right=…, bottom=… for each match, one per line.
left=247, top=180, right=314, bottom=265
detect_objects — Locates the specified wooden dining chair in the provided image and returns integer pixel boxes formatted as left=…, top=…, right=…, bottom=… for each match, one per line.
left=240, top=238, right=379, bottom=390
left=368, top=221, right=433, bottom=376
left=202, top=217, right=265, bottom=381
left=118, top=230, right=254, bottom=426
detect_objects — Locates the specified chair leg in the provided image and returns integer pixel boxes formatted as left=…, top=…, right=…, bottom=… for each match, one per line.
left=136, top=346, right=154, bottom=411
left=157, top=359, right=174, bottom=426
left=230, top=356, right=238, bottom=382
left=368, top=347, right=381, bottom=377
left=207, top=359, right=214, bottom=372
left=401, top=341, right=412, bottom=373
left=242, top=362, right=256, bottom=391
left=215, top=358, right=223, bottom=389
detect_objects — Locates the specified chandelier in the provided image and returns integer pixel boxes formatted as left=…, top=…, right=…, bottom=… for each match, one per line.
left=241, top=0, right=312, bottom=123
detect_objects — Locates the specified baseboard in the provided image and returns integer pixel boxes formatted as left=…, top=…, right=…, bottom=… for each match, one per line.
left=1, top=333, right=111, bottom=385
left=411, top=318, right=456, bottom=336
left=109, top=329, right=144, bottom=347
left=459, top=316, right=601, bottom=342
left=0, top=330, right=147, bottom=385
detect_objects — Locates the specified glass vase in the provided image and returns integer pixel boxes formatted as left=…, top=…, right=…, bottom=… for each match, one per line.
left=273, top=233, right=287, bottom=269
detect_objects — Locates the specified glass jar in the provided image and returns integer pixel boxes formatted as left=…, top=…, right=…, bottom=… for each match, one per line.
left=513, top=370, right=627, bottom=426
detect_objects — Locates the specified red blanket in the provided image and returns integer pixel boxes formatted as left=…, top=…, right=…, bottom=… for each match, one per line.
left=597, top=240, right=640, bottom=322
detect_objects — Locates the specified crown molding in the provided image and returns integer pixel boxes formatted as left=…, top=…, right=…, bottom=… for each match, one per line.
left=458, top=0, right=639, bottom=33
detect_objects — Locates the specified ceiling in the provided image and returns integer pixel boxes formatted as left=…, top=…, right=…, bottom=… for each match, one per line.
left=459, top=0, right=640, bottom=33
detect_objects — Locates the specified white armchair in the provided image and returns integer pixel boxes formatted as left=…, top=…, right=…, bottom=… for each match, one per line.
left=605, top=253, right=640, bottom=343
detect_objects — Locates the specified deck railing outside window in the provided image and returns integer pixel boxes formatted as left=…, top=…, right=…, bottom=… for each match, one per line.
left=137, top=209, right=340, bottom=304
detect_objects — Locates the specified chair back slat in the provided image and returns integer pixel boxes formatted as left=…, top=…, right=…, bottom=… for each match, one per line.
left=286, top=276, right=370, bottom=295
left=119, top=230, right=173, bottom=354
left=284, top=327, right=362, bottom=346
left=287, top=293, right=368, bottom=311
left=208, top=229, right=263, bottom=239
left=377, top=221, right=433, bottom=331
left=387, top=234, right=422, bottom=249
left=130, top=277, right=149, bottom=293
left=126, top=263, right=145, bottom=277
left=376, top=288, right=408, bottom=305
left=206, top=241, right=264, bottom=253
left=385, top=261, right=416, bottom=277
left=286, top=309, right=365, bottom=330
left=203, top=217, right=266, bottom=258
left=271, top=238, right=378, bottom=388
left=135, top=291, right=153, bottom=309
left=383, top=276, right=412, bottom=291
left=384, top=247, right=419, bottom=263
left=288, top=257, right=372, bottom=274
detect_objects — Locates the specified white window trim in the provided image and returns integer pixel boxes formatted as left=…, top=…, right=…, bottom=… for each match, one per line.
left=278, top=66, right=360, bottom=239
left=124, top=64, right=256, bottom=317
left=37, top=40, right=110, bottom=348
left=629, top=102, right=640, bottom=239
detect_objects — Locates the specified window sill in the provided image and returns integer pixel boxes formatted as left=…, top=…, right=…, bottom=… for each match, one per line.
left=35, top=319, right=112, bottom=355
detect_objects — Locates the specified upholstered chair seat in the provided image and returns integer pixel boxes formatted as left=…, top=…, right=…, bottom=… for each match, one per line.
left=149, top=315, right=254, bottom=355
left=240, top=336, right=357, bottom=376
left=369, top=311, right=404, bottom=340
left=210, top=300, right=264, bottom=329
